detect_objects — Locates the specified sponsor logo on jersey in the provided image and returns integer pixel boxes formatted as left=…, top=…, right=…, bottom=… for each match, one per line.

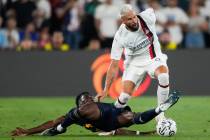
left=127, top=38, right=151, bottom=52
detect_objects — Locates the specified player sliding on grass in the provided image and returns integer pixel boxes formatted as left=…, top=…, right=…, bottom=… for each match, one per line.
left=11, top=90, right=179, bottom=136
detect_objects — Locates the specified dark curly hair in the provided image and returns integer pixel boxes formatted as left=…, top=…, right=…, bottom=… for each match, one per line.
left=75, top=91, right=90, bottom=107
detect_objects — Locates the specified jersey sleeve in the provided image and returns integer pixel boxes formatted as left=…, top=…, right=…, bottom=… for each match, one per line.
left=139, top=8, right=156, bottom=25
left=61, top=108, right=80, bottom=128
left=110, top=32, right=123, bottom=60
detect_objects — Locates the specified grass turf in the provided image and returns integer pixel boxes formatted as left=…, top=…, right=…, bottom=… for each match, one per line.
left=0, top=96, right=210, bottom=140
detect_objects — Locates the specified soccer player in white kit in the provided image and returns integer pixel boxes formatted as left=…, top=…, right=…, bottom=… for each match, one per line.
left=96, top=4, right=169, bottom=121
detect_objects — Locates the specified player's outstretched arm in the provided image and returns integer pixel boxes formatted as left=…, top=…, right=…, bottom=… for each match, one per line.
left=11, top=116, right=65, bottom=136
left=96, top=59, right=119, bottom=101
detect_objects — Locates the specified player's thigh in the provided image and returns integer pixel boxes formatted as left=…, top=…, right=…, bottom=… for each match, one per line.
left=122, top=65, right=145, bottom=93
left=117, top=111, right=134, bottom=127
left=146, top=57, right=168, bottom=79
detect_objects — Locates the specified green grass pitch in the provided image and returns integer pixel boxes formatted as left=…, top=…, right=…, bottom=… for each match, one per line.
left=0, top=96, right=210, bottom=140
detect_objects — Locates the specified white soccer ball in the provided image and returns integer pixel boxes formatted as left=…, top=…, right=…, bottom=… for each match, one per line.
left=156, top=118, right=177, bottom=137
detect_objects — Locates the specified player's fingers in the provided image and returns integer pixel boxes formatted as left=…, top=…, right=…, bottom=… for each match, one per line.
left=14, top=127, right=28, bottom=136
left=96, top=95, right=102, bottom=102
left=94, top=95, right=100, bottom=102
left=94, top=94, right=103, bottom=102
left=11, top=130, right=17, bottom=136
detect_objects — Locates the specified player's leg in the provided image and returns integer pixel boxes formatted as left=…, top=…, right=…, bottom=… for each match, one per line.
left=155, top=65, right=169, bottom=121
left=115, top=65, right=145, bottom=108
left=117, top=108, right=163, bottom=126
left=147, top=58, right=169, bottom=121
left=133, top=91, right=179, bottom=125
left=114, top=80, right=135, bottom=108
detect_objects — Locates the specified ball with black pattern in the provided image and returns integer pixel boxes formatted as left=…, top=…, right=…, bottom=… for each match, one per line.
left=156, top=118, right=177, bottom=137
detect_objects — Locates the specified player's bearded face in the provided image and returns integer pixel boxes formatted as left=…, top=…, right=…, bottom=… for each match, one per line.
left=122, top=11, right=139, bottom=31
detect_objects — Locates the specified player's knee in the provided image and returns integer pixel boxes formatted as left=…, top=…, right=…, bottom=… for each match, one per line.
left=157, top=73, right=169, bottom=87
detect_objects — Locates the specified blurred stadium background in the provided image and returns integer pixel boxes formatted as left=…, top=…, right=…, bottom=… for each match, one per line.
left=0, top=0, right=210, bottom=139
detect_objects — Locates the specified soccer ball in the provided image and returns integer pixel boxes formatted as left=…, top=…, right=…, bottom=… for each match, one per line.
left=156, top=118, right=177, bottom=137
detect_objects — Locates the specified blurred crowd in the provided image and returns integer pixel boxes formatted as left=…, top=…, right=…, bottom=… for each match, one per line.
left=0, top=0, right=210, bottom=52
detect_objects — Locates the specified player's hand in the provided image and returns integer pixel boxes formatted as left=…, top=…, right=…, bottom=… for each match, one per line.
left=95, top=90, right=108, bottom=102
left=11, top=127, right=29, bottom=136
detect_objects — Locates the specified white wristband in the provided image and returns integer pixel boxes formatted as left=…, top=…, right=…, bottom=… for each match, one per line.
left=112, top=130, right=116, bottom=135
left=57, top=124, right=64, bottom=132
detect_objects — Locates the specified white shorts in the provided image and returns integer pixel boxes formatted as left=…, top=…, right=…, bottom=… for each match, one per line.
left=122, top=57, right=168, bottom=87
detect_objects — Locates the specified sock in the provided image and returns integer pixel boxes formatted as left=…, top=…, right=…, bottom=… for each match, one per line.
left=155, top=105, right=167, bottom=114
left=133, top=109, right=158, bottom=124
left=156, top=73, right=169, bottom=121
left=155, top=106, right=161, bottom=114
left=115, top=92, right=131, bottom=108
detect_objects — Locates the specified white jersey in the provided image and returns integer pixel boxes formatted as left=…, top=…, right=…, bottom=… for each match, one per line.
left=111, top=8, right=166, bottom=66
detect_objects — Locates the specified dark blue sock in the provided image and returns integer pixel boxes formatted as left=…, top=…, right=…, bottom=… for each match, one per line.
left=133, top=109, right=159, bottom=124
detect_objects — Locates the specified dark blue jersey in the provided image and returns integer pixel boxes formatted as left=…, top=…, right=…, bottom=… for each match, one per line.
left=62, top=102, right=131, bottom=132
left=90, top=102, right=126, bottom=131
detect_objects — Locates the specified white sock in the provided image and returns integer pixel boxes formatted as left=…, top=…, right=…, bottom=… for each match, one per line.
left=155, top=106, right=161, bottom=114
left=157, top=86, right=169, bottom=106
left=56, top=124, right=64, bottom=132
left=156, top=73, right=169, bottom=122
left=115, top=92, right=131, bottom=108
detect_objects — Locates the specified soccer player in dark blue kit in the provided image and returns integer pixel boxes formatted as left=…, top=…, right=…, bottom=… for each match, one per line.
left=11, top=91, right=179, bottom=136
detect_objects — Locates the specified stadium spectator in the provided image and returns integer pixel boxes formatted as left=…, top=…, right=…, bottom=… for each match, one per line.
left=0, top=0, right=4, bottom=18
left=36, top=0, right=51, bottom=20
left=38, top=28, right=50, bottom=50
left=185, top=3, right=208, bottom=48
left=136, top=0, right=147, bottom=11
left=16, top=22, right=39, bottom=51
left=33, top=0, right=51, bottom=30
left=44, top=31, right=70, bottom=52
left=49, top=0, right=75, bottom=32
left=0, top=16, right=8, bottom=49
left=63, top=0, right=81, bottom=49
left=199, top=0, right=210, bottom=48
left=159, top=29, right=177, bottom=50
left=0, top=17, right=19, bottom=49
left=9, top=0, right=36, bottom=29
left=95, top=0, right=120, bottom=48
left=19, top=22, right=39, bottom=43
left=0, top=0, right=14, bottom=22
left=79, top=0, right=101, bottom=49
left=113, top=0, right=139, bottom=13
left=161, top=0, right=189, bottom=45
left=87, top=39, right=101, bottom=51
